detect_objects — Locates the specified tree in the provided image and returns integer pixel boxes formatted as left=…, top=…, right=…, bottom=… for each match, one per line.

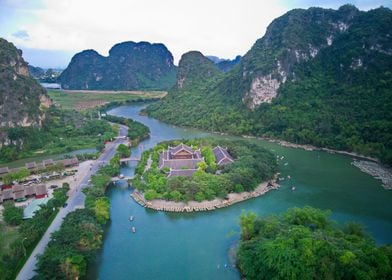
left=3, top=201, right=23, bottom=226
left=239, top=211, right=257, bottom=240
left=116, top=144, right=130, bottom=158
left=145, top=189, right=158, bottom=200
left=237, top=207, right=392, bottom=280
left=94, top=198, right=110, bottom=224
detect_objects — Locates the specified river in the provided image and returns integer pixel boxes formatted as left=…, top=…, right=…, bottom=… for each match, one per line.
left=88, top=104, right=392, bottom=280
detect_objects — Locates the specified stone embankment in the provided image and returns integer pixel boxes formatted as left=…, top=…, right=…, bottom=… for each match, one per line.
left=131, top=180, right=279, bottom=212
left=352, top=160, right=392, bottom=190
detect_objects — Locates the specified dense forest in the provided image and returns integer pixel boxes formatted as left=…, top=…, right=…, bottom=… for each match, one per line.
left=237, top=207, right=392, bottom=279
left=147, top=6, right=392, bottom=165
left=133, top=138, right=277, bottom=202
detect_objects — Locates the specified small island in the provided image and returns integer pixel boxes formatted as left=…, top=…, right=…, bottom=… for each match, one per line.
left=131, top=138, right=278, bottom=212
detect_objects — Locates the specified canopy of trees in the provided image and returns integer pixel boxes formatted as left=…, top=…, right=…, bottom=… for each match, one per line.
left=237, top=207, right=392, bottom=280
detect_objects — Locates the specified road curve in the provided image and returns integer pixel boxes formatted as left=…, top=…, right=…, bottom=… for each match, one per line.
left=16, top=124, right=128, bottom=280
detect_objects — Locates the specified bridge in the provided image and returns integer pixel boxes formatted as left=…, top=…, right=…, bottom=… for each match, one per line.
left=111, top=176, right=134, bottom=182
left=120, top=157, right=140, bottom=162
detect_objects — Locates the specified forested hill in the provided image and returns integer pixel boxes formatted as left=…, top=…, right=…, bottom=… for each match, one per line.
left=147, top=5, right=392, bottom=165
left=58, top=41, right=177, bottom=90
left=0, top=38, right=51, bottom=135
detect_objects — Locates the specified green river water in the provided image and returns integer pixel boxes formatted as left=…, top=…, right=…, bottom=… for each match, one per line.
left=88, top=104, right=392, bottom=280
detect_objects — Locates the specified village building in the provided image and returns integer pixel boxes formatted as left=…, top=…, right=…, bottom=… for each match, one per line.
left=25, top=185, right=36, bottom=197
left=25, top=162, right=38, bottom=172
left=35, top=184, right=48, bottom=199
left=0, top=183, right=48, bottom=203
left=0, top=167, right=9, bottom=179
left=43, top=159, right=54, bottom=168
left=59, top=157, right=79, bottom=168
left=213, top=146, right=234, bottom=166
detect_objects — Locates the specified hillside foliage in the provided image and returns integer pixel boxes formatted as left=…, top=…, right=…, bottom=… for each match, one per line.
left=147, top=6, right=392, bottom=165
left=237, top=207, right=392, bottom=279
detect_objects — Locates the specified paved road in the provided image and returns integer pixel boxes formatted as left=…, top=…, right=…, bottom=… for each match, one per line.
left=17, top=125, right=128, bottom=280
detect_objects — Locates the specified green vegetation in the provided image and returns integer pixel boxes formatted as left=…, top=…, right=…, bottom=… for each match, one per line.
left=34, top=162, right=118, bottom=279
left=58, top=41, right=177, bottom=91
left=0, top=106, right=116, bottom=164
left=147, top=7, right=392, bottom=165
left=237, top=207, right=392, bottom=279
left=0, top=186, right=69, bottom=279
left=47, top=89, right=166, bottom=111
left=133, top=138, right=277, bottom=202
left=103, top=114, right=150, bottom=143
left=3, top=201, right=24, bottom=226
left=2, top=168, right=29, bottom=185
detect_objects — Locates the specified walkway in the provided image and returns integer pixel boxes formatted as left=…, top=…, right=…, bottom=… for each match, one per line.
left=16, top=124, right=128, bottom=280
left=131, top=179, right=279, bottom=212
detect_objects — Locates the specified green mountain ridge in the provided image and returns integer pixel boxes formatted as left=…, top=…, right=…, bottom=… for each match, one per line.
left=147, top=5, right=392, bottom=165
left=58, top=41, right=177, bottom=90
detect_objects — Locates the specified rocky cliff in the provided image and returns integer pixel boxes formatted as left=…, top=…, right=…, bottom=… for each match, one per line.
left=58, top=41, right=177, bottom=90
left=0, top=38, right=50, bottom=132
left=147, top=5, right=392, bottom=164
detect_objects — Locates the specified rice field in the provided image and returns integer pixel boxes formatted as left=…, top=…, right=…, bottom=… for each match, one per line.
left=47, top=90, right=166, bottom=110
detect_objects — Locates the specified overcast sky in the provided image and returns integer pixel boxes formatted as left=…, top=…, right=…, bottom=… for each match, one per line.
left=0, top=0, right=390, bottom=68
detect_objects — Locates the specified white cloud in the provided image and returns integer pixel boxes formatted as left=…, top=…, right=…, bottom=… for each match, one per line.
left=6, top=0, right=286, bottom=63
left=4, top=0, right=391, bottom=65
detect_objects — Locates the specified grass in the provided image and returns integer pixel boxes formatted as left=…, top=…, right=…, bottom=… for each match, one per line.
left=0, top=222, right=20, bottom=260
left=48, top=89, right=167, bottom=110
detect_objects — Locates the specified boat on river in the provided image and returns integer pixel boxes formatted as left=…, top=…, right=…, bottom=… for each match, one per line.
left=129, top=216, right=134, bottom=221
left=131, top=226, right=136, bottom=233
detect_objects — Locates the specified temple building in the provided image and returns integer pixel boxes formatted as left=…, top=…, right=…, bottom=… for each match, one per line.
left=158, top=143, right=235, bottom=177
left=213, top=146, right=234, bottom=166
left=159, top=143, right=204, bottom=177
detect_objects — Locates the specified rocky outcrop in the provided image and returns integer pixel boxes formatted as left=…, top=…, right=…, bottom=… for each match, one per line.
left=240, top=4, right=359, bottom=109
left=176, top=51, right=220, bottom=90
left=0, top=38, right=50, bottom=132
left=243, top=75, right=281, bottom=109
left=59, top=41, right=177, bottom=90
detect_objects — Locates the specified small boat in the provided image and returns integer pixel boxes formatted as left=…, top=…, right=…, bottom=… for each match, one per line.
left=291, top=186, right=296, bottom=191
left=129, top=216, right=134, bottom=221
left=284, top=162, right=288, bottom=166
left=287, top=175, right=291, bottom=179
left=119, top=174, right=125, bottom=179
left=131, top=226, right=136, bottom=233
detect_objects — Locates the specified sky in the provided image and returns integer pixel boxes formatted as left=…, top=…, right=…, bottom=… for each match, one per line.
left=0, top=0, right=390, bottom=68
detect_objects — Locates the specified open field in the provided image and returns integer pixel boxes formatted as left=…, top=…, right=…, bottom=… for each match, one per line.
left=48, top=90, right=166, bottom=110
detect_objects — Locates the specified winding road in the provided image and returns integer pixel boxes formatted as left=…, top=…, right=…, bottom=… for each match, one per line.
left=16, top=124, right=128, bottom=280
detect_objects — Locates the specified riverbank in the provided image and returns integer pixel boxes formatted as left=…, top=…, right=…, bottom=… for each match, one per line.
left=131, top=180, right=279, bottom=212
left=352, top=161, right=392, bottom=190
left=260, top=138, right=392, bottom=189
